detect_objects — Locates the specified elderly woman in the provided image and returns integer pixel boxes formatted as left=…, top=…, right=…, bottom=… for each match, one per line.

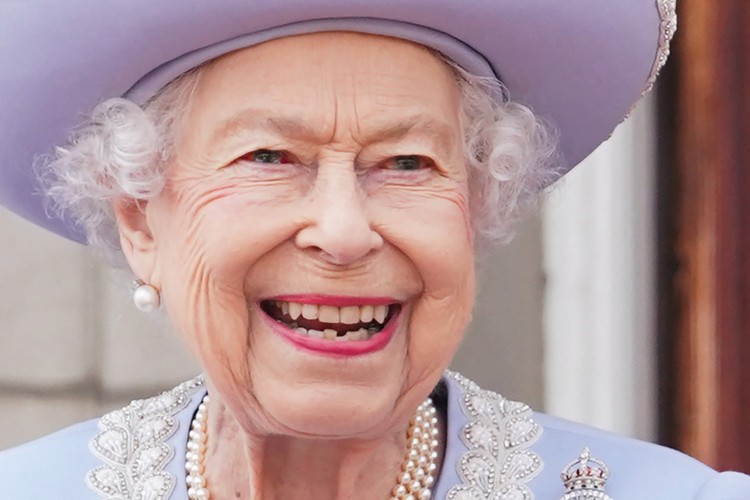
left=1, top=1, right=749, bottom=499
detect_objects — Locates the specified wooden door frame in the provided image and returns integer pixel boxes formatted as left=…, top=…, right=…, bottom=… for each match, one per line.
left=658, top=0, right=750, bottom=472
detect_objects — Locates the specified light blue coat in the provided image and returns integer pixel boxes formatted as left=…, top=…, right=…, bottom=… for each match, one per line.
left=1, top=372, right=748, bottom=499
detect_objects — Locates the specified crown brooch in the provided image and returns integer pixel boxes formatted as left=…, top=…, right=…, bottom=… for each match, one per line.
left=559, top=447, right=613, bottom=500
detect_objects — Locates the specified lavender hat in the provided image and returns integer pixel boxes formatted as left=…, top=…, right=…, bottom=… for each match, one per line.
left=0, top=0, right=676, bottom=242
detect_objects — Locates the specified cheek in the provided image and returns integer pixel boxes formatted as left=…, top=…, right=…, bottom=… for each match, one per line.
left=149, top=179, right=308, bottom=373
left=374, top=184, right=474, bottom=287
left=374, top=185, right=476, bottom=378
left=158, top=175, right=308, bottom=275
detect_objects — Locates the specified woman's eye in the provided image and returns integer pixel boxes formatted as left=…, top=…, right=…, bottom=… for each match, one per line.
left=241, top=149, right=292, bottom=164
left=384, top=155, right=433, bottom=171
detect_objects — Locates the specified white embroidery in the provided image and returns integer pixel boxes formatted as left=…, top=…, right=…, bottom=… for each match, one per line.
left=85, top=373, right=540, bottom=499
left=618, top=0, right=677, bottom=127
left=644, top=0, right=678, bottom=95
left=86, top=376, right=205, bottom=500
left=446, top=371, right=543, bottom=500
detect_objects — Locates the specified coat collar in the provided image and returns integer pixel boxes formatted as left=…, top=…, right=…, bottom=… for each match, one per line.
left=85, top=372, right=544, bottom=499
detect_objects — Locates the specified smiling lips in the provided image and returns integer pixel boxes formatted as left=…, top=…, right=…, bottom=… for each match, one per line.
left=261, top=299, right=398, bottom=342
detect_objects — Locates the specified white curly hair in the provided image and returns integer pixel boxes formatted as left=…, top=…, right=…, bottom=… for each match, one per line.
left=41, top=53, right=560, bottom=265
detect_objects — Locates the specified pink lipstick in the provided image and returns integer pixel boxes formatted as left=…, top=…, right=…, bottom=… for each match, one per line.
left=258, top=296, right=401, bottom=357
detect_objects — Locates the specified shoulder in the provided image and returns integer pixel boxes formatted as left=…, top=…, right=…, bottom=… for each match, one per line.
left=0, top=376, right=206, bottom=500
left=695, top=471, right=750, bottom=499
left=532, top=412, right=750, bottom=499
left=441, top=371, right=750, bottom=499
left=530, top=412, right=709, bottom=498
left=0, top=419, right=101, bottom=499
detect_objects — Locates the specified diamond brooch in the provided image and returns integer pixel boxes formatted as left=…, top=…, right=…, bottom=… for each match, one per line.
left=560, top=447, right=613, bottom=500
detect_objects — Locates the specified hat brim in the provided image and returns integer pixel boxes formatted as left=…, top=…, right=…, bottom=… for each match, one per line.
left=0, top=0, right=674, bottom=242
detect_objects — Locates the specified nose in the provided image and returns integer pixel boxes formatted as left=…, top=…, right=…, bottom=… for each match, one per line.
left=295, top=165, right=383, bottom=266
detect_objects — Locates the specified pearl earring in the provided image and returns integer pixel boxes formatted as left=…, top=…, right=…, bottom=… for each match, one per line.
left=132, top=280, right=161, bottom=312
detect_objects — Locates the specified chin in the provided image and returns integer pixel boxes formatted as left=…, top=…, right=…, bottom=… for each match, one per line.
left=253, top=376, right=408, bottom=439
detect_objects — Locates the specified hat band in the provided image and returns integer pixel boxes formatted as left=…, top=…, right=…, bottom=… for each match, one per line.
left=124, top=17, right=497, bottom=105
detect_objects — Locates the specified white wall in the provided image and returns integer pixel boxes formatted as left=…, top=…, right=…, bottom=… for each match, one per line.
left=0, top=210, right=200, bottom=449
left=543, top=94, right=657, bottom=440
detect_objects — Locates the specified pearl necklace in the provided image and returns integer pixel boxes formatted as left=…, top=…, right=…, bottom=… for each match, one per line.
left=185, top=394, right=440, bottom=500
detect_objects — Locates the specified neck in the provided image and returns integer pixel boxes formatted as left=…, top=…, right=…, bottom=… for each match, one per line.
left=201, top=399, right=444, bottom=500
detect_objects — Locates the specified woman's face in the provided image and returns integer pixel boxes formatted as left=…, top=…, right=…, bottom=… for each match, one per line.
left=127, top=32, right=475, bottom=438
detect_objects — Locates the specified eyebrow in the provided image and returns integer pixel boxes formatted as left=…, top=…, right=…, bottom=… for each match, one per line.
left=367, top=116, right=458, bottom=158
left=210, top=109, right=459, bottom=158
left=211, top=111, right=319, bottom=144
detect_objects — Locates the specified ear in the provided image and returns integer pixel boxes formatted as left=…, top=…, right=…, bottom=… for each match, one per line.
left=112, top=198, right=158, bottom=283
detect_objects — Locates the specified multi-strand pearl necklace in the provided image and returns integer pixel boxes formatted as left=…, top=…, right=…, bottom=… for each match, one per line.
left=185, top=395, right=210, bottom=499
left=391, top=398, right=440, bottom=499
left=185, top=394, right=440, bottom=500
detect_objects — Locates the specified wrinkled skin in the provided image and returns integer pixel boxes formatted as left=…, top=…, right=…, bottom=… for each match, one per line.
left=115, top=32, right=475, bottom=499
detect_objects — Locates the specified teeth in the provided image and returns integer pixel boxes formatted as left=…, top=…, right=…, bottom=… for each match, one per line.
left=271, top=300, right=394, bottom=338
left=301, top=303, right=319, bottom=320
left=289, top=302, right=302, bottom=320
left=277, top=302, right=391, bottom=324
left=339, top=306, right=360, bottom=324
left=318, top=305, right=340, bottom=323
left=374, top=305, right=387, bottom=324
left=360, top=305, right=374, bottom=323
left=288, top=325, right=373, bottom=342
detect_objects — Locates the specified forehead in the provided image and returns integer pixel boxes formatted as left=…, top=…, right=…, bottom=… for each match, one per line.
left=189, top=32, right=462, bottom=142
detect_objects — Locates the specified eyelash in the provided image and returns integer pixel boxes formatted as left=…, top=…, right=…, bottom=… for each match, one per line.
left=234, top=149, right=436, bottom=172
left=236, top=149, right=294, bottom=165
left=380, top=155, right=435, bottom=172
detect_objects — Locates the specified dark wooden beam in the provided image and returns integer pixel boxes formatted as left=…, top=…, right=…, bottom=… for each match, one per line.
left=659, top=0, right=750, bottom=472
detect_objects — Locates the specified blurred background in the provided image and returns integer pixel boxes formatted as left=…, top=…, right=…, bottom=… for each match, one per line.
left=1, top=1, right=748, bottom=474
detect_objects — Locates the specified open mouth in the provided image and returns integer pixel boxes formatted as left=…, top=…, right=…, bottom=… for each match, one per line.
left=260, top=300, right=400, bottom=342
